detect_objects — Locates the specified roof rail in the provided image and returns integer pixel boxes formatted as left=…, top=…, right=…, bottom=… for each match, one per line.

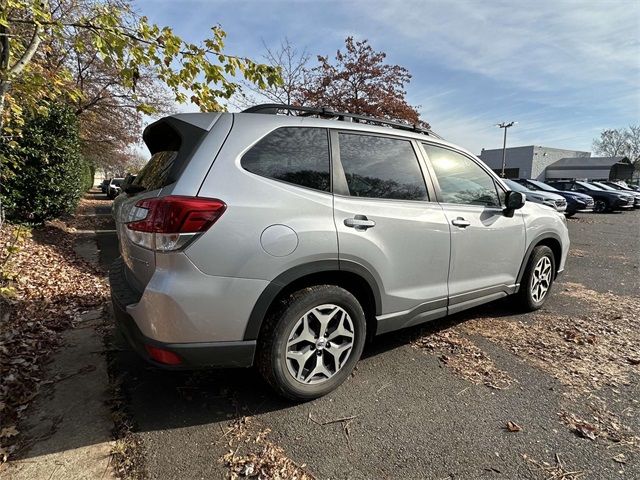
left=241, top=103, right=441, bottom=139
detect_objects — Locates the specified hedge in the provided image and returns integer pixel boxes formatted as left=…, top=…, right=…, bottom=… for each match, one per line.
left=1, top=104, right=92, bottom=223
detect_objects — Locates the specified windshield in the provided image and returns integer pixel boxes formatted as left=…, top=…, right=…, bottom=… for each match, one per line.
left=591, top=182, right=616, bottom=191
left=112, top=179, right=124, bottom=186
left=575, top=181, right=603, bottom=191
left=526, top=179, right=559, bottom=192
left=504, top=179, right=528, bottom=192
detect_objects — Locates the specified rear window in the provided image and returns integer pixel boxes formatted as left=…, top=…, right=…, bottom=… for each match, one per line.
left=132, top=151, right=178, bottom=191
left=132, top=117, right=208, bottom=192
left=241, top=127, right=331, bottom=192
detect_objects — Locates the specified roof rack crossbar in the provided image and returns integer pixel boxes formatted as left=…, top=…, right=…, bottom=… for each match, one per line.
left=241, top=103, right=441, bottom=138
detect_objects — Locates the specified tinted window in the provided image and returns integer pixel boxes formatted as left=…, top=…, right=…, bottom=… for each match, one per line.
left=527, top=180, right=559, bottom=192
left=504, top=179, right=528, bottom=192
left=133, top=151, right=177, bottom=191
left=423, top=144, right=500, bottom=206
left=241, top=127, right=330, bottom=191
left=338, top=133, right=428, bottom=201
left=575, top=181, right=602, bottom=191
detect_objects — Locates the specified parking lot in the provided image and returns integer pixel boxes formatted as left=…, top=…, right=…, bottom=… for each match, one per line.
left=98, top=205, right=639, bottom=479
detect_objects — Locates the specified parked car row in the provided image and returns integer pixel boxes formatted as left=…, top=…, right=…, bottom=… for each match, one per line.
left=549, top=180, right=637, bottom=213
left=504, top=178, right=637, bottom=215
left=99, top=175, right=137, bottom=199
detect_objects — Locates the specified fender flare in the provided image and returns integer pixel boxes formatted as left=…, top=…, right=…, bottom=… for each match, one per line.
left=243, top=260, right=382, bottom=340
left=516, top=232, right=563, bottom=286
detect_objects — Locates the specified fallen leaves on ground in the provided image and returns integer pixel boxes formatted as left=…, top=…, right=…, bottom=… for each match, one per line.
left=522, top=453, right=585, bottom=479
left=65, top=195, right=115, bottom=231
left=461, top=283, right=640, bottom=394
left=560, top=396, right=639, bottom=448
left=220, top=416, right=315, bottom=480
left=412, top=328, right=514, bottom=390
left=0, top=220, right=109, bottom=462
left=458, top=283, right=640, bottom=451
left=505, top=421, right=522, bottom=433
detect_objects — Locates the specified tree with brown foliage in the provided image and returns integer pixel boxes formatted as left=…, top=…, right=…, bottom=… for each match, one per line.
left=305, top=37, right=428, bottom=127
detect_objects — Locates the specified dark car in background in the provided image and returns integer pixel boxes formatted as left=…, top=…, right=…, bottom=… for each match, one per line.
left=596, top=181, right=640, bottom=208
left=514, top=179, right=594, bottom=217
left=548, top=180, right=634, bottom=213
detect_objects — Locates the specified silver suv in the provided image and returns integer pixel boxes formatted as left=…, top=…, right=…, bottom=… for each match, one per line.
left=109, top=104, right=570, bottom=400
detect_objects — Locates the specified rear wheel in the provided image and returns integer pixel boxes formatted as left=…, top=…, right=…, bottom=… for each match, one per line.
left=257, top=285, right=366, bottom=400
left=514, top=245, right=556, bottom=311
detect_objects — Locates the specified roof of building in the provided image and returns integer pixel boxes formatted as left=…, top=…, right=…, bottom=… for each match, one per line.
left=546, top=156, right=631, bottom=170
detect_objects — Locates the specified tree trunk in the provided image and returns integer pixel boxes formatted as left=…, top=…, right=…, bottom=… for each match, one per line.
left=0, top=23, right=9, bottom=132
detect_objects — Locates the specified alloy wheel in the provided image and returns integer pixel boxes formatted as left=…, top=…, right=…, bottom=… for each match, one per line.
left=530, top=256, right=552, bottom=303
left=594, top=200, right=606, bottom=213
left=285, top=304, right=355, bottom=385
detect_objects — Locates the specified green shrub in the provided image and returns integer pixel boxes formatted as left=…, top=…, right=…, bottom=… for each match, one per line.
left=81, top=159, right=95, bottom=192
left=0, top=104, right=86, bottom=222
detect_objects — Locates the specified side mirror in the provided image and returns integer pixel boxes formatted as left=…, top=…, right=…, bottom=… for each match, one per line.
left=504, top=191, right=525, bottom=217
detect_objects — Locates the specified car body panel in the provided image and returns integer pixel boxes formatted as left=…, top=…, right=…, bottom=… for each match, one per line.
left=440, top=203, right=526, bottom=298
left=333, top=194, right=451, bottom=316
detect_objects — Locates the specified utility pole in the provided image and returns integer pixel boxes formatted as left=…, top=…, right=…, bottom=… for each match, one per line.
left=496, top=121, right=517, bottom=177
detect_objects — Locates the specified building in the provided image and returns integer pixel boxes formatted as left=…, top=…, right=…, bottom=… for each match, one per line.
left=545, top=156, right=634, bottom=180
left=478, top=145, right=634, bottom=180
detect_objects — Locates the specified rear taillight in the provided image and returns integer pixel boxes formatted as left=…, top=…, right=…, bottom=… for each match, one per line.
left=125, top=196, right=226, bottom=252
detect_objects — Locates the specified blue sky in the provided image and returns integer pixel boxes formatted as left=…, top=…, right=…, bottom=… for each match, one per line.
left=135, top=0, right=640, bottom=154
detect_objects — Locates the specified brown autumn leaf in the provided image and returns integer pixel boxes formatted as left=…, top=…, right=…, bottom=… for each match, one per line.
left=505, top=421, right=522, bottom=433
left=575, top=423, right=598, bottom=441
left=0, top=426, right=19, bottom=438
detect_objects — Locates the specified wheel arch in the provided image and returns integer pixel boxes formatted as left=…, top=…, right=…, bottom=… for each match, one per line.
left=243, top=260, right=382, bottom=341
left=516, top=233, right=563, bottom=286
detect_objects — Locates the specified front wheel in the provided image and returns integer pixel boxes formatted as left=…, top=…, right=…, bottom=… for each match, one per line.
left=593, top=199, right=608, bottom=213
left=514, top=245, right=556, bottom=311
left=257, top=285, right=366, bottom=400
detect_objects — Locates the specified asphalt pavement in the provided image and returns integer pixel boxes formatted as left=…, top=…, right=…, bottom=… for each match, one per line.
left=95, top=197, right=639, bottom=480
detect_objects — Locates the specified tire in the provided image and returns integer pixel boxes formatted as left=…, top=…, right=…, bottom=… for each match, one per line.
left=257, top=285, right=366, bottom=401
left=594, top=199, right=608, bottom=213
left=565, top=212, right=575, bottom=218
left=514, top=245, right=556, bottom=312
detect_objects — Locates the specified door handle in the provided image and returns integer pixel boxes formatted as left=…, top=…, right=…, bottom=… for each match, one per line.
left=344, top=215, right=376, bottom=231
left=451, top=217, right=471, bottom=228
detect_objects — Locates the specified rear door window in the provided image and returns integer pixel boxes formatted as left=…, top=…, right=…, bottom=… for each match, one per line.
left=241, top=127, right=331, bottom=192
left=338, top=133, right=428, bottom=201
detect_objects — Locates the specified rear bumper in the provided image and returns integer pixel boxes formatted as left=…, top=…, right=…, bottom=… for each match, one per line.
left=109, top=257, right=256, bottom=369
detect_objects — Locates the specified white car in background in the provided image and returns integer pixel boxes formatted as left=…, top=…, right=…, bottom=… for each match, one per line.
left=503, top=179, right=567, bottom=213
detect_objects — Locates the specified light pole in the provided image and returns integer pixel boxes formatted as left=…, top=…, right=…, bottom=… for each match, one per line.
left=496, top=121, right=517, bottom=177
